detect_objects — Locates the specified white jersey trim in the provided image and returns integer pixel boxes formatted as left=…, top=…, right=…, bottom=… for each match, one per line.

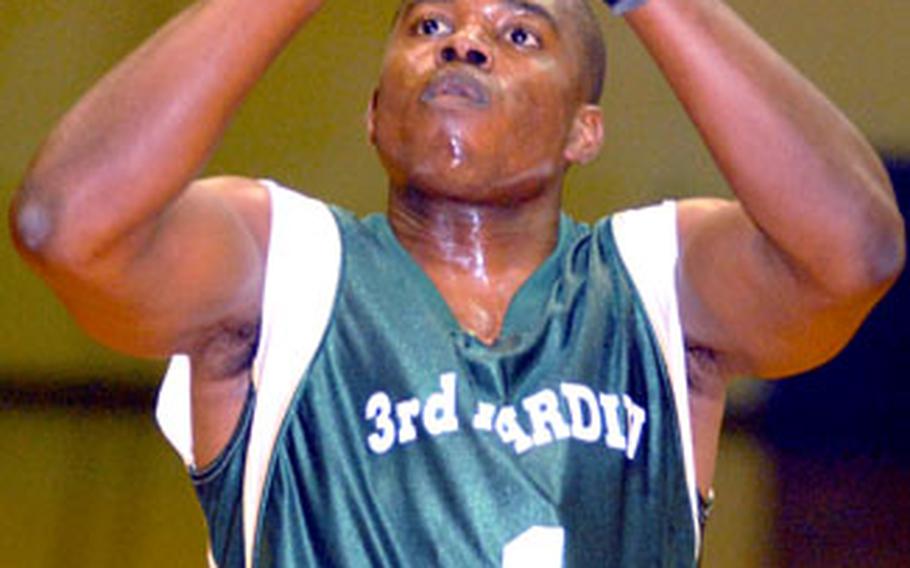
left=611, top=201, right=700, bottom=557
left=243, top=180, right=341, bottom=568
left=154, top=181, right=342, bottom=568
left=157, top=354, right=193, bottom=466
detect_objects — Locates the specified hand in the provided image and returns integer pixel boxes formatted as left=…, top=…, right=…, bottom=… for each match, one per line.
left=603, top=0, right=649, bottom=16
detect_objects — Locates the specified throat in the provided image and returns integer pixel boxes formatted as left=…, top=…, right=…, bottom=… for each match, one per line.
left=385, top=186, right=563, bottom=344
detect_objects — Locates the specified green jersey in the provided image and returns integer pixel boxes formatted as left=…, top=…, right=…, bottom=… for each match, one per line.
left=157, top=181, right=699, bottom=567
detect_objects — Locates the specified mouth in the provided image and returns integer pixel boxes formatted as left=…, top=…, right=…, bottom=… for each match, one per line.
left=420, top=72, right=491, bottom=109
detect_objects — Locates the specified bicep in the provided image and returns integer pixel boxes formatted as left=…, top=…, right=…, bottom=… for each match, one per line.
left=677, top=198, right=877, bottom=379
left=47, top=176, right=270, bottom=358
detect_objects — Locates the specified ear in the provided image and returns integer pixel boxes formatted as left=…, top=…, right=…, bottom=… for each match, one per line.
left=366, top=89, right=379, bottom=145
left=563, top=104, right=604, bottom=165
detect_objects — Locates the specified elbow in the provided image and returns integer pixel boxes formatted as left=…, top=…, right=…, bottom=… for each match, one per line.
left=858, top=162, right=907, bottom=294
left=9, top=180, right=57, bottom=261
left=830, top=203, right=906, bottom=302
left=870, top=209, right=906, bottom=292
left=9, top=177, right=90, bottom=271
left=826, top=152, right=907, bottom=298
left=861, top=174, right=906, bottom=293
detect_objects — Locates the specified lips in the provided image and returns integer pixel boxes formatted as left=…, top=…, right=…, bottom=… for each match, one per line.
left=420, top=72, right=491, bottom=108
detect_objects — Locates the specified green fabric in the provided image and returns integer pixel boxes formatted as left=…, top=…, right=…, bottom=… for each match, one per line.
left=192, top=386, right=255, bottom=567
left=195, top=208, right=695, bottom=567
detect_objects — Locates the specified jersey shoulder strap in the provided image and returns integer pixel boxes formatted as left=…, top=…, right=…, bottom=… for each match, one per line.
left=610, top=200, right=700, bottom=555
left=242, top=180, right=342, bottom=568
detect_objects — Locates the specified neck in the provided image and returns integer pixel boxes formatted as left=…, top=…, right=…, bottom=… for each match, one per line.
left=387, top=182, right=563, bottom=343
left=388, top=184, right=561, bottom=277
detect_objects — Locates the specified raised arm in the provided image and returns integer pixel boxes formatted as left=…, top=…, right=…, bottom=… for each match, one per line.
left=622, top=0, right=904, bottom=378
left=9, top=0, right=326, bottom=464
left=613, top=0, right=904, bottom=493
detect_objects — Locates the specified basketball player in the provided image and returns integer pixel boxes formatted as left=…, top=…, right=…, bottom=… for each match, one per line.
left=9, top=0, right=904, bottom=565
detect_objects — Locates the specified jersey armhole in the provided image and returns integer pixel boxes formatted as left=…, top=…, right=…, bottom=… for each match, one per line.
left=611, top=201, right=701, bottom=558
left=155, top=180, right=343, bottom=568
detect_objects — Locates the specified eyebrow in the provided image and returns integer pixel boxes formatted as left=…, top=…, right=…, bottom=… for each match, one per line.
left=398, top=0, right=559, bottom=31
left=503, top=0, right=559, bottom=30
left=397, top=0, right=452, bottom=24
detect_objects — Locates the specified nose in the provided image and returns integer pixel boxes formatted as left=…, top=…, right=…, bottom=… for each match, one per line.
left=438, top=33, right=491, bottom=70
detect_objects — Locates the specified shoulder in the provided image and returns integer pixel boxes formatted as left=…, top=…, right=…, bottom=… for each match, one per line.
left=675, top=197, right=736, bottom=249
left=607, top=200, right=680, bottom=286
left=183, top=176, right=272, bottom=252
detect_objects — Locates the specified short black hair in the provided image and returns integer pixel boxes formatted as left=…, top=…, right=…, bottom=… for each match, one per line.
left=571, top=0, right=607, bottom=103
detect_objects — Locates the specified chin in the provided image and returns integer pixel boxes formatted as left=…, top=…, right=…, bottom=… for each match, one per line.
left=376, top=121, right=561, bottom=205
left=380, top=132, right=484, bottom=195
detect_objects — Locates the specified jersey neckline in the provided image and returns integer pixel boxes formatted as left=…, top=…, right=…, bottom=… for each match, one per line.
left=363, top=211, right=581, bottom=349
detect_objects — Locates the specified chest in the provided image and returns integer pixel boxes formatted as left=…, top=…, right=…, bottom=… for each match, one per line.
left=265, top=284, right=695, bottom=566
left=429, top=274, right=521, bottom=345
left=254, top=214, right=697, bottom=566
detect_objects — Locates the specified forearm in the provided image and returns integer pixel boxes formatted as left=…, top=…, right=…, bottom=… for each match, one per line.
left=11, top=0, right=321, bottom=264
left=625, top=0, right=904, bottom=292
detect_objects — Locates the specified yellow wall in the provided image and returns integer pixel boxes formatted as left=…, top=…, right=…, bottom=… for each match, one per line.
left=0, top=409, right=206, bottom=565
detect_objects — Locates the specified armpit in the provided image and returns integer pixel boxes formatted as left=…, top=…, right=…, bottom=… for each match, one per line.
left=684, top=342, right=731, bottom=392
left=189, top=318, right=262, bottom=380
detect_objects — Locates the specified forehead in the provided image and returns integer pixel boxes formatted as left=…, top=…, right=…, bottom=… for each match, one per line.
left=396, top=0, right=578, bottom=26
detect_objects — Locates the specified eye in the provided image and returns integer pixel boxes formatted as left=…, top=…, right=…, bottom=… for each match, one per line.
left=505, top=26, right=541, bottom=49
left=416, top=16, right=452, bottom=37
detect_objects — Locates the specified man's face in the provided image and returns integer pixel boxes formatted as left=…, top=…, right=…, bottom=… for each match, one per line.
left=370, top=0, right=596, bottom=203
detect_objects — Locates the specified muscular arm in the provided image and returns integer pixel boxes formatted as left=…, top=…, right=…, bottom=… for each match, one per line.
left=9, top=0, right=325, bottom=465
left=619, top=0, right=905, bottom=488
left=624, top=0, right=904, bottom=375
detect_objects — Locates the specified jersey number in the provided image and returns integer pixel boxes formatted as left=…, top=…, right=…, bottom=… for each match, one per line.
left=502, top=526, right=565, bottom=567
